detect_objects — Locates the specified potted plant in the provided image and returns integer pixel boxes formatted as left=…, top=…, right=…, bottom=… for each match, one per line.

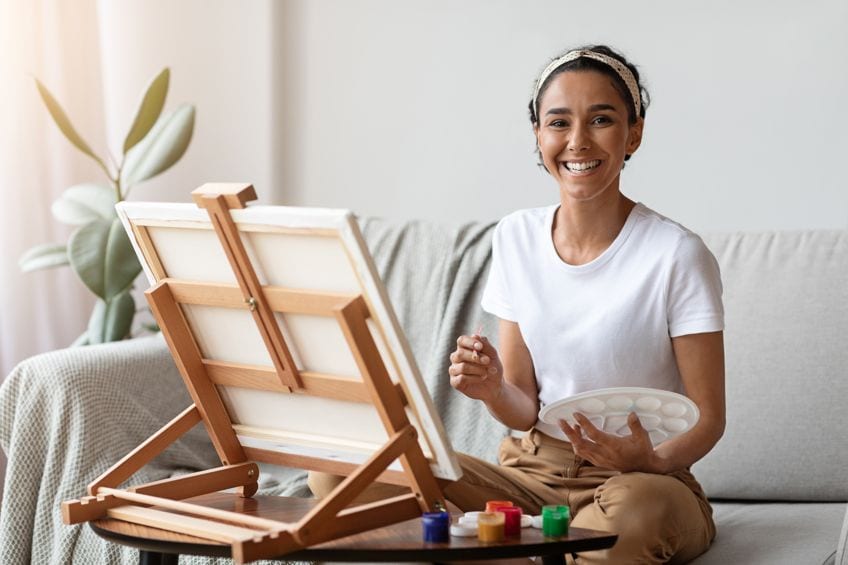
left=19, top=68, right=195, bottom=345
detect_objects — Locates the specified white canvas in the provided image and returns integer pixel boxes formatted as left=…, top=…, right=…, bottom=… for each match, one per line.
left=116, top=200, right=461, bottom=480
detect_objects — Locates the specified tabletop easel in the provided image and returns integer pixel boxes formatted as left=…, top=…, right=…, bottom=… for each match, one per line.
left=61, top=184, right=448, bottom=564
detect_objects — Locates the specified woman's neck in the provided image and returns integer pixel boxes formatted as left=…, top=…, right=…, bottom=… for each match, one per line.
left=552, top=193, right=636, bottom=266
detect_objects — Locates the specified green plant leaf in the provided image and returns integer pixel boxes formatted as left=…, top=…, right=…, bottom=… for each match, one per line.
left=87, top=291, right=135, bottom=344
left=69, top=220, right=109, bottom=297
left=68, top=219, right=142, bottom=300
left=120, top=104, right=195, bottom=189
left=51, top=183, right=117, bottom=225
left=123, top=67, right=170, bottom=155
left=102, top=220, right=142, bottom=298
left=141, top=322, right=160, bottom=333
left=34, top=78, right=108, bottom=172
left=19, top=243, right=69, bottom=272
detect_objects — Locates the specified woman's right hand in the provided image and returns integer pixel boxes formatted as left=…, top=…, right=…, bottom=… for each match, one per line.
left=449, top=333, right=504, bottom=403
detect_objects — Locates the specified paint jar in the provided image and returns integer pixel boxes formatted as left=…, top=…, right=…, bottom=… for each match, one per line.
left=493, top=505, right=522, bottom=537
left=421, top=511, right=450, bottom=542
left=485, top=500, right=513, bottom=513
left=477, top=511, right=505, bottom=542
left=541, top=504, right=570, bottom=537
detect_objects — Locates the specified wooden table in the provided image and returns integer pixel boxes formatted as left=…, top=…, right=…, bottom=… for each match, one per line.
left=90, top=493, right=617, bottom=564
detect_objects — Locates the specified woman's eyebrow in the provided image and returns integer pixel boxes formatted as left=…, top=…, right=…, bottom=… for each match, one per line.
left=544, top=103, right=618, bottom=116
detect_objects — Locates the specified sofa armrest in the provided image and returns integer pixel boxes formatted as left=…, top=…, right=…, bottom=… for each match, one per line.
left=0, top=335, right=220, bottom=563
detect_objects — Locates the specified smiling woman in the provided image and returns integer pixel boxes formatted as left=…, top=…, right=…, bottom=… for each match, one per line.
left=312, top=45, right=726, bottom=565
left=447, top=45, right=726, bottom=564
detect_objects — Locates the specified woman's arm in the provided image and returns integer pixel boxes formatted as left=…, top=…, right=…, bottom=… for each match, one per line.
left=651, top=330, right=726, bottom=472
left=449, top=319, right=540, bottom=431
left=561, top=331, right=725, bottom=474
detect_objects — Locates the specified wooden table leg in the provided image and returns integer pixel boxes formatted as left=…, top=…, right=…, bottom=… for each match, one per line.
left=139, top=550, right=179, bottom=565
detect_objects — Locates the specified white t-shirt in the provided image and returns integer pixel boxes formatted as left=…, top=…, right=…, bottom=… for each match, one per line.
left=481, top=203, right=724, bottom=439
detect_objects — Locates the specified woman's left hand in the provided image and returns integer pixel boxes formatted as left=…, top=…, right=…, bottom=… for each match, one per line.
left=559, top=412, right=662, bottom=473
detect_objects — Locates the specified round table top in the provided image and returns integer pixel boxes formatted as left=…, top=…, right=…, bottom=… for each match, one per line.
left=91, top=492, right=617, bottom=562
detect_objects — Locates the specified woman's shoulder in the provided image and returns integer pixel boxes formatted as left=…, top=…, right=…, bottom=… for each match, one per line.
left=632, top=203, right=715, bottom=264
left=496, top=204, right=557, bottom=234
left=632, top=203, right=690, bottom=235
left=633, top=204, right=702, bottom=243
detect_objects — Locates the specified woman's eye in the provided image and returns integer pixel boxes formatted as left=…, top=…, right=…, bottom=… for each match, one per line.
left=549, top=119, right=569, bottom=128
left=592, top=116, right=612, bottom=125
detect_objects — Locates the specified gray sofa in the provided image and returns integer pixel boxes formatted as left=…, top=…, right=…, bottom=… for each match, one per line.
left=1, top=217, right=846, bottom=564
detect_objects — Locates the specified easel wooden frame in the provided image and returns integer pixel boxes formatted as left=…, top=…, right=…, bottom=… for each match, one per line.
left=61, top=184, right=448, bottom=564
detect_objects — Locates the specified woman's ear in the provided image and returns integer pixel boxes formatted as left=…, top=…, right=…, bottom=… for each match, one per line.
left=626, top=117, right=644, bottom=155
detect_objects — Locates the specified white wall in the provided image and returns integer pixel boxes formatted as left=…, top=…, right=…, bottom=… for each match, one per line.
left=96, top=0, right=275, bottom=204
left=84, top=0, right=848, bottom=231
left=4, top=1, right=846, bottom=373
left=0, top=1, right=275, bottom=376
left=273, top=0, right=848, bottom=232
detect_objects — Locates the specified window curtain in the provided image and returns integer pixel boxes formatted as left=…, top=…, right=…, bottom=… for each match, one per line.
left=0, top=0, right=104, bottom=378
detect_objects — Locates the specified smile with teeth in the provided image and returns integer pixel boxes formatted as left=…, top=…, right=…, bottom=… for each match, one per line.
left=564, top=160, right=601, bottom=172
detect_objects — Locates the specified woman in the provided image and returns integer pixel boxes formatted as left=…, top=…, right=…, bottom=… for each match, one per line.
left=310, top=45, right=724, bottom=564
left=447, top=45, right=725, bottom=563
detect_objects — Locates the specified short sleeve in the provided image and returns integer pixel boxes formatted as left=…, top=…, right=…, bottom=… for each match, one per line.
left=667, top=234, right=724, bottom=337
left=481, top=220, right=517, bottom=321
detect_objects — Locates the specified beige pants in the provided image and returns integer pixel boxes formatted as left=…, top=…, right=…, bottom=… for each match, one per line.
left=309, top=429, right=716, bottom=564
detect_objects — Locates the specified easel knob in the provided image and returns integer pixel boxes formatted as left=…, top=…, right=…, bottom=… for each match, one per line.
left=191, top=183, right=257, bottom=209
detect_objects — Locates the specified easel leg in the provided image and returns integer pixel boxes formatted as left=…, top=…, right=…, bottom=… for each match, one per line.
left=138, top=550, right=178, bottom=565
left=236, top=481, right=258, bottom=498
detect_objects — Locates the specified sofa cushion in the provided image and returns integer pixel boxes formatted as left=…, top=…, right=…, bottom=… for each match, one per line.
left=690, top=502, right=846, bottom=565
left=693, top=231, right=848, bottom=501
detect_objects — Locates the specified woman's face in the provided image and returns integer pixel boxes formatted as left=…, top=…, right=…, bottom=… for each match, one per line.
left=534, top=70, right=643, bottom=204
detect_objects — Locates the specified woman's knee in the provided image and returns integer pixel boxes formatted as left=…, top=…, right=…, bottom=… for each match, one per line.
left=596, top=472, right=683, bottom=519
left=307, top=471, right=345, bottom=499
left=576, top=472, right=709, bottom=535
left=572, top=473, right=712, bottom=563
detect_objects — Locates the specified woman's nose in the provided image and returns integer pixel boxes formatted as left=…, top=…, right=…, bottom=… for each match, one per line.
left=567, top=124, right=590, bottom=152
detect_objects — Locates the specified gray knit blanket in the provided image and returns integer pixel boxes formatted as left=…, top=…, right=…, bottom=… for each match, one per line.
left=0, top=217, right=506, bottom=564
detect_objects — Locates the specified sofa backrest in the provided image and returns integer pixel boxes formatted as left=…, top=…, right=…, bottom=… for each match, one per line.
left=364, top=219, right=848, bottom=501
left=693, top=230, right=848, bottom=501
left=361, top=218, right=510, bottom=463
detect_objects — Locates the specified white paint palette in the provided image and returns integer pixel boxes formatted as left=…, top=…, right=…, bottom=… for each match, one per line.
left=538, top=387, right=699, bottom=446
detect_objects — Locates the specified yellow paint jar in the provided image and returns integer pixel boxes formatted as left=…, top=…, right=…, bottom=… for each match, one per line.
left=477, top=511, right=505, bottom=543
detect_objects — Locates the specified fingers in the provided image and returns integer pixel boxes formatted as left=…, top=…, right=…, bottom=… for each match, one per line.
left=450, top=372, right=493, bottom=392
left=456, top=334, right=482, bottom=351
left=456, top=334, right=496, bottom=355
left=559, top=418, right=591, bottom=451
left=449, top=348, right=491, bottom=366
left=558, top=417, right=579, bottom=441
left=449, top=333, right=502, bottom=402
left=559, top=419, right=604, bottom=466
left=448, top=360, right=496, bottom=378
left=453, top=334, right=494, bottom=366
left=573, top=413, right=609, bottom=445
left=561, top=412, right=657, bottom=471
left=626, top=411, right=651, bottom=444
left=449, top=365, right=500, bottom=401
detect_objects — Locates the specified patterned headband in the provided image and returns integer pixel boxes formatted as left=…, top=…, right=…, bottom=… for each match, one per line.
left=532, top=49, right=642, bottom=119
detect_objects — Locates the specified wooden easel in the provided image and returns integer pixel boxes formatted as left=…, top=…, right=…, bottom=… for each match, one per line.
left=62, top=184, right=447, bottom=564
